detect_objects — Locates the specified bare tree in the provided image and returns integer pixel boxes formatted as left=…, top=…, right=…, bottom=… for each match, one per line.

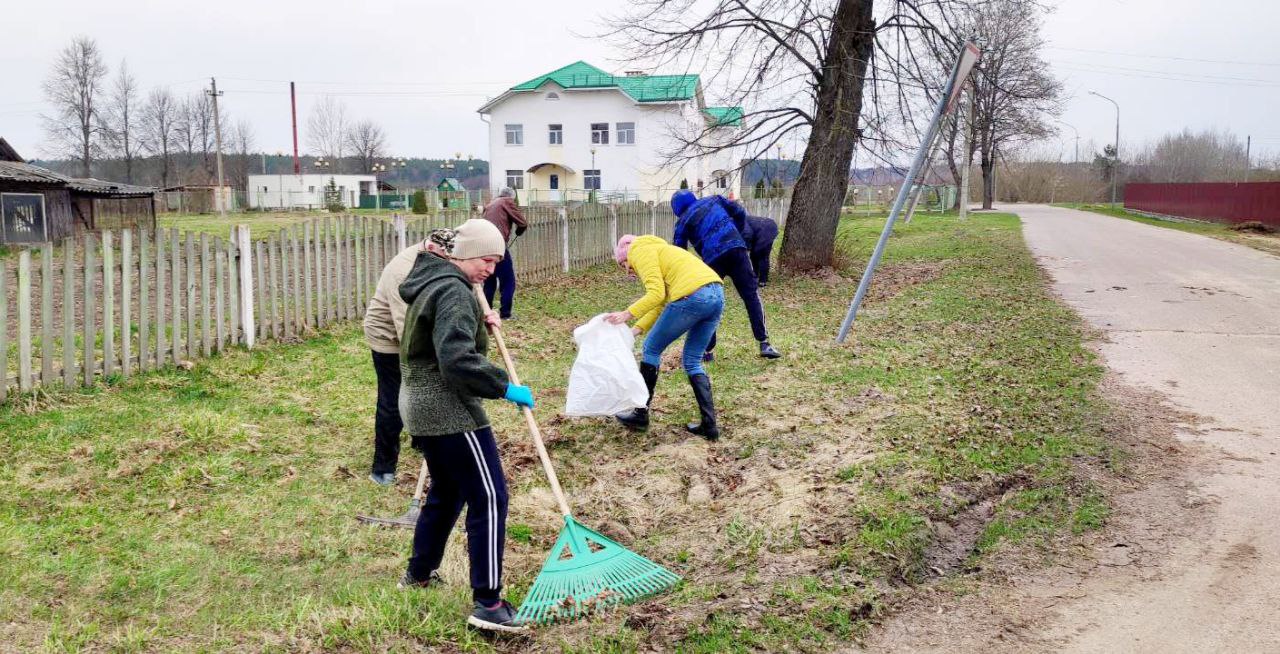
left=307, top=95, right=348, bottom=172
left=345, top=119, right=387, bottom=173
left=104, top=60, right=140, bottom=183
left=227, top=119, right=256, bottom=193
left=173, top=93, right=216, bottom=183
left=140, top=88, right=180, bottom=188
left=1134, top=128, right=1248, bottom=183
left=610, top=1, right=971, bottom=271
left=41, top=36, right=109, bottom=177
left=963, top=0, right=1061, bottom=208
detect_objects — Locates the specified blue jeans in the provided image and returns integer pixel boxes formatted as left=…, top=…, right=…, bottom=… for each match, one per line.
left=642, top=283, right=724, bottom=376
left=482, top=249, right=516, bottom=318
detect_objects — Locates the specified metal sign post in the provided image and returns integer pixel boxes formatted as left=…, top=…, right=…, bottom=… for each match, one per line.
left=836, top=42, right=981, bottom=343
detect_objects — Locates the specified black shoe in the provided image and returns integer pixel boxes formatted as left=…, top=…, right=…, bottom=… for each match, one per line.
left=467, top=599, right=529, bottom=633
left=615, top=362, right=658, bottom=431
left=684, top=373, right=719, bottom=441
left=702, top=351, right=715, bottom=363
left=397, top=569, right=443, bottom=590
left=759, top=341, right=781, bottom=359
left=500, top=314, right=515, bottom=322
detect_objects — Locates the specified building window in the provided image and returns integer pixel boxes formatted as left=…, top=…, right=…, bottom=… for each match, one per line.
left=261, top=186, right=269, bottom=192
left=505, top=170, right=524, bottom=189
left=546, top=92, right=559, bottom=100
left=584, top=169, right=601, bottom=190
left=548, top=124, right=562, bottom=145
left=504, top=124, right=523, bottom=145
left=308, top=186, right=315, bottom=193
left=616, top=122, right=635, bottom=145
left=590, top=123, right=609, bottom=145
left=714, top=172, right=729, bottom=189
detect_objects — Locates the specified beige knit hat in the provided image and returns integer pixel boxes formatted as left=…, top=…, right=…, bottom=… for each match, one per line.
left=450, top=219, right=506, bottom=260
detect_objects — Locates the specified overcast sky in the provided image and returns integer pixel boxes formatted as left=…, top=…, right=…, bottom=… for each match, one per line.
left=3, top=0, right=1278, bottom=165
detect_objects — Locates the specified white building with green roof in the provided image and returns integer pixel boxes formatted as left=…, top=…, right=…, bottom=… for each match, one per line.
left=477, top=61, right=743, bottom=204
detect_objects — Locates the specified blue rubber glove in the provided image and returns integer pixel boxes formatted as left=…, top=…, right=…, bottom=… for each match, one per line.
left=504, top=383, right=535, bottom=409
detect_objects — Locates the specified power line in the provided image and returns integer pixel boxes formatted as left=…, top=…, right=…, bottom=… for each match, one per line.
left=1054, top=64, right=1280, bottom=89
left=221, top=76, right=506, bottom=87
left=1054, top=59, right=1280, bottom=85
left=1046, top=45, right=1280, bottom=68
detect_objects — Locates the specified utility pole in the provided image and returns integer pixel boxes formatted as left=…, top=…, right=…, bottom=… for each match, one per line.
left=208, top=78, right=227, bottom=217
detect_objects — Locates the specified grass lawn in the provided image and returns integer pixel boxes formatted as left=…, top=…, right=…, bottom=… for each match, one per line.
left=1, top=212, right=1113, bottom=652
left=157, top=209, right=435, bottom=241
left=1056, top=203, right=1280, bottom=256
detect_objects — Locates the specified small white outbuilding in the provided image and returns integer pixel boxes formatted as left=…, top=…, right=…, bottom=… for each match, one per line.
left=246, top=174, right=376, bottom=210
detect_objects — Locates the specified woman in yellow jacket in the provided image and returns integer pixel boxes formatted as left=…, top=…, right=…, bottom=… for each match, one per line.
left=604, top=234, right=725, bottom=440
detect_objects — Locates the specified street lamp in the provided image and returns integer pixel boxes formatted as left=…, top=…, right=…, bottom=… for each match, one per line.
left=313, top=158, right=331, bottom=209
left=1089, top=90, right=1120, bottom=206
left=372, top=162, right=388, bottom=212
left=1055, top=119, right=1080, bottom=164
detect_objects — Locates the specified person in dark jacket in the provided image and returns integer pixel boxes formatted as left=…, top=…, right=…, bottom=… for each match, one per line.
left=395, top=218, right=534, bottom=634
left=480, top=187, right=529, bottom=320
left=741, top=215, right=780, bottom=287
left=671, top=189, right=781, bottom=359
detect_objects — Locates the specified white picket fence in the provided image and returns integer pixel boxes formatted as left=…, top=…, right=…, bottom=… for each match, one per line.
left=1, top=198, right=789, bottom=401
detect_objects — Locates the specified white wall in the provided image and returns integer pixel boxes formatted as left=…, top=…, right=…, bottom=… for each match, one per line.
left=483, top=84, right=736, bottom=203
left=246, top=174, right=376, bottom=209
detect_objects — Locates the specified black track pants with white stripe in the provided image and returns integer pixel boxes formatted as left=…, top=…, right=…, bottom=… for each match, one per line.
left=408, top=427, right=508, bottom=603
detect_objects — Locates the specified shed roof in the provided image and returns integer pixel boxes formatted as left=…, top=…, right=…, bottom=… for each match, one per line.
left=66, top=177, right=158, bottom=198
left=0, top=137, right=23, bottom=163
left=437, top=177, right=466, bottom=191
left=0, top=160, right=69, bottom=185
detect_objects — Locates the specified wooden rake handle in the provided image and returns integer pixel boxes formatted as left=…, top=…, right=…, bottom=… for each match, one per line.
left=474, top=285, right=574, bottom=519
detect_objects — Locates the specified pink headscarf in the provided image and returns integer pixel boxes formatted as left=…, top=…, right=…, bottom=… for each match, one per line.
left=614, top=234, right=638, bottom=265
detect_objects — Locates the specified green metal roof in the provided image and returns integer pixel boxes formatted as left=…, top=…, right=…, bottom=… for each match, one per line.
left=704, top=106, right=744, bottom=127
left=510, top=61, right=700, bottom=103
left=437, top=177, right=465, bottom=191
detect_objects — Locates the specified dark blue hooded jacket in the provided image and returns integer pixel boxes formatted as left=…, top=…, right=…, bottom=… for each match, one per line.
left=742, top=215, right=779, bottom=255
left=671, top=190, right=748, bottom=265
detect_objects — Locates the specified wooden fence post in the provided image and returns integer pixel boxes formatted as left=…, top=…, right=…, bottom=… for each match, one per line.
left=84, top=233, right=97, bottom=386
left=560, top=207, right=570, bottom=273
left=394, top=213, right=407, bottom=252
left=650, top=203, right=657, bottom=235
left=40, top=244, right=54, bottom=385
left=0, top=258, right=7, bottom=401
left=63, top=237, right=75, bottom=385
left=214, top=236, right=225, bottom=353
left=139, top=229, right=149, bottom=371
left=303, top=220, right=313, bottom=330
left=608, top=205, right=618, bottom=250
left=17, top=249, right=32, bottom=392
left=235, top=225, right=256, bottom=349
left=103, top=231, right=115, bottom=378
left=122, top=230, right=132, bottom=378
left=201, top=233, right=211, bottom=357
left=154, top=227, right=164, bottom=367
left=185, top=232, right=196, bottom=361
left=170, top=229, right=180, bottom=366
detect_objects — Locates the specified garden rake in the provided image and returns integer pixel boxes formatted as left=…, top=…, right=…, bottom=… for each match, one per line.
left=476, top=287, right=681, bottom=626
left=356, top=459, right=427, bottom=528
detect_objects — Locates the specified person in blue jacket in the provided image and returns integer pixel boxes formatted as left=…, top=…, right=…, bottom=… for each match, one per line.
left=671, top=189, right=781, bottom=360
left=742, top=215, right=779, bottom=287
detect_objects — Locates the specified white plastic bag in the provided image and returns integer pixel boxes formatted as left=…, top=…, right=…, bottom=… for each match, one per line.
left=564, top=314, right=649, bottom=417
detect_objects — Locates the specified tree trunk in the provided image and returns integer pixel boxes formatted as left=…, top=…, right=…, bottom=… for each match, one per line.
left=778, top=0, right=874, bottom=273
left=980, top=150, right=995, bottom=210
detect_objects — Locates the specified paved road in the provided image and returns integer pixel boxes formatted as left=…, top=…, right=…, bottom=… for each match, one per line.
left=1013, top=204, right=1280, bottom=652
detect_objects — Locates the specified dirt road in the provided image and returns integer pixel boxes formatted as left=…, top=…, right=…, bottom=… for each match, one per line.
left=869, top=204, right=1280, bottom=652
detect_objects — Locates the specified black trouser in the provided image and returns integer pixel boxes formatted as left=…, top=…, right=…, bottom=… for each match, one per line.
left=371, top=350, right=404, bottom=476
left=706, top=248, right=769, bottom=352
left=751, top=246, right=772, bottom=286
left=482, top=249, right=516, bottom=318
left=408, top=427, right=508, bottom=603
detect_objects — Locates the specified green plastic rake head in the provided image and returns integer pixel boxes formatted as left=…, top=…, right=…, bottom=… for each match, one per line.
left=475, top=287, right=681, bottom=628
left=515, top=516, right=681, bottom=626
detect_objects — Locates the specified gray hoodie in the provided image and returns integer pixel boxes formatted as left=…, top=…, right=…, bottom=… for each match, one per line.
left=397, top=251, right=510, bottom=437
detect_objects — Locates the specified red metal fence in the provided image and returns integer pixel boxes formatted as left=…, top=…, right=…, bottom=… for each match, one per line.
left=1124, top=182, right=1280, bottom=227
